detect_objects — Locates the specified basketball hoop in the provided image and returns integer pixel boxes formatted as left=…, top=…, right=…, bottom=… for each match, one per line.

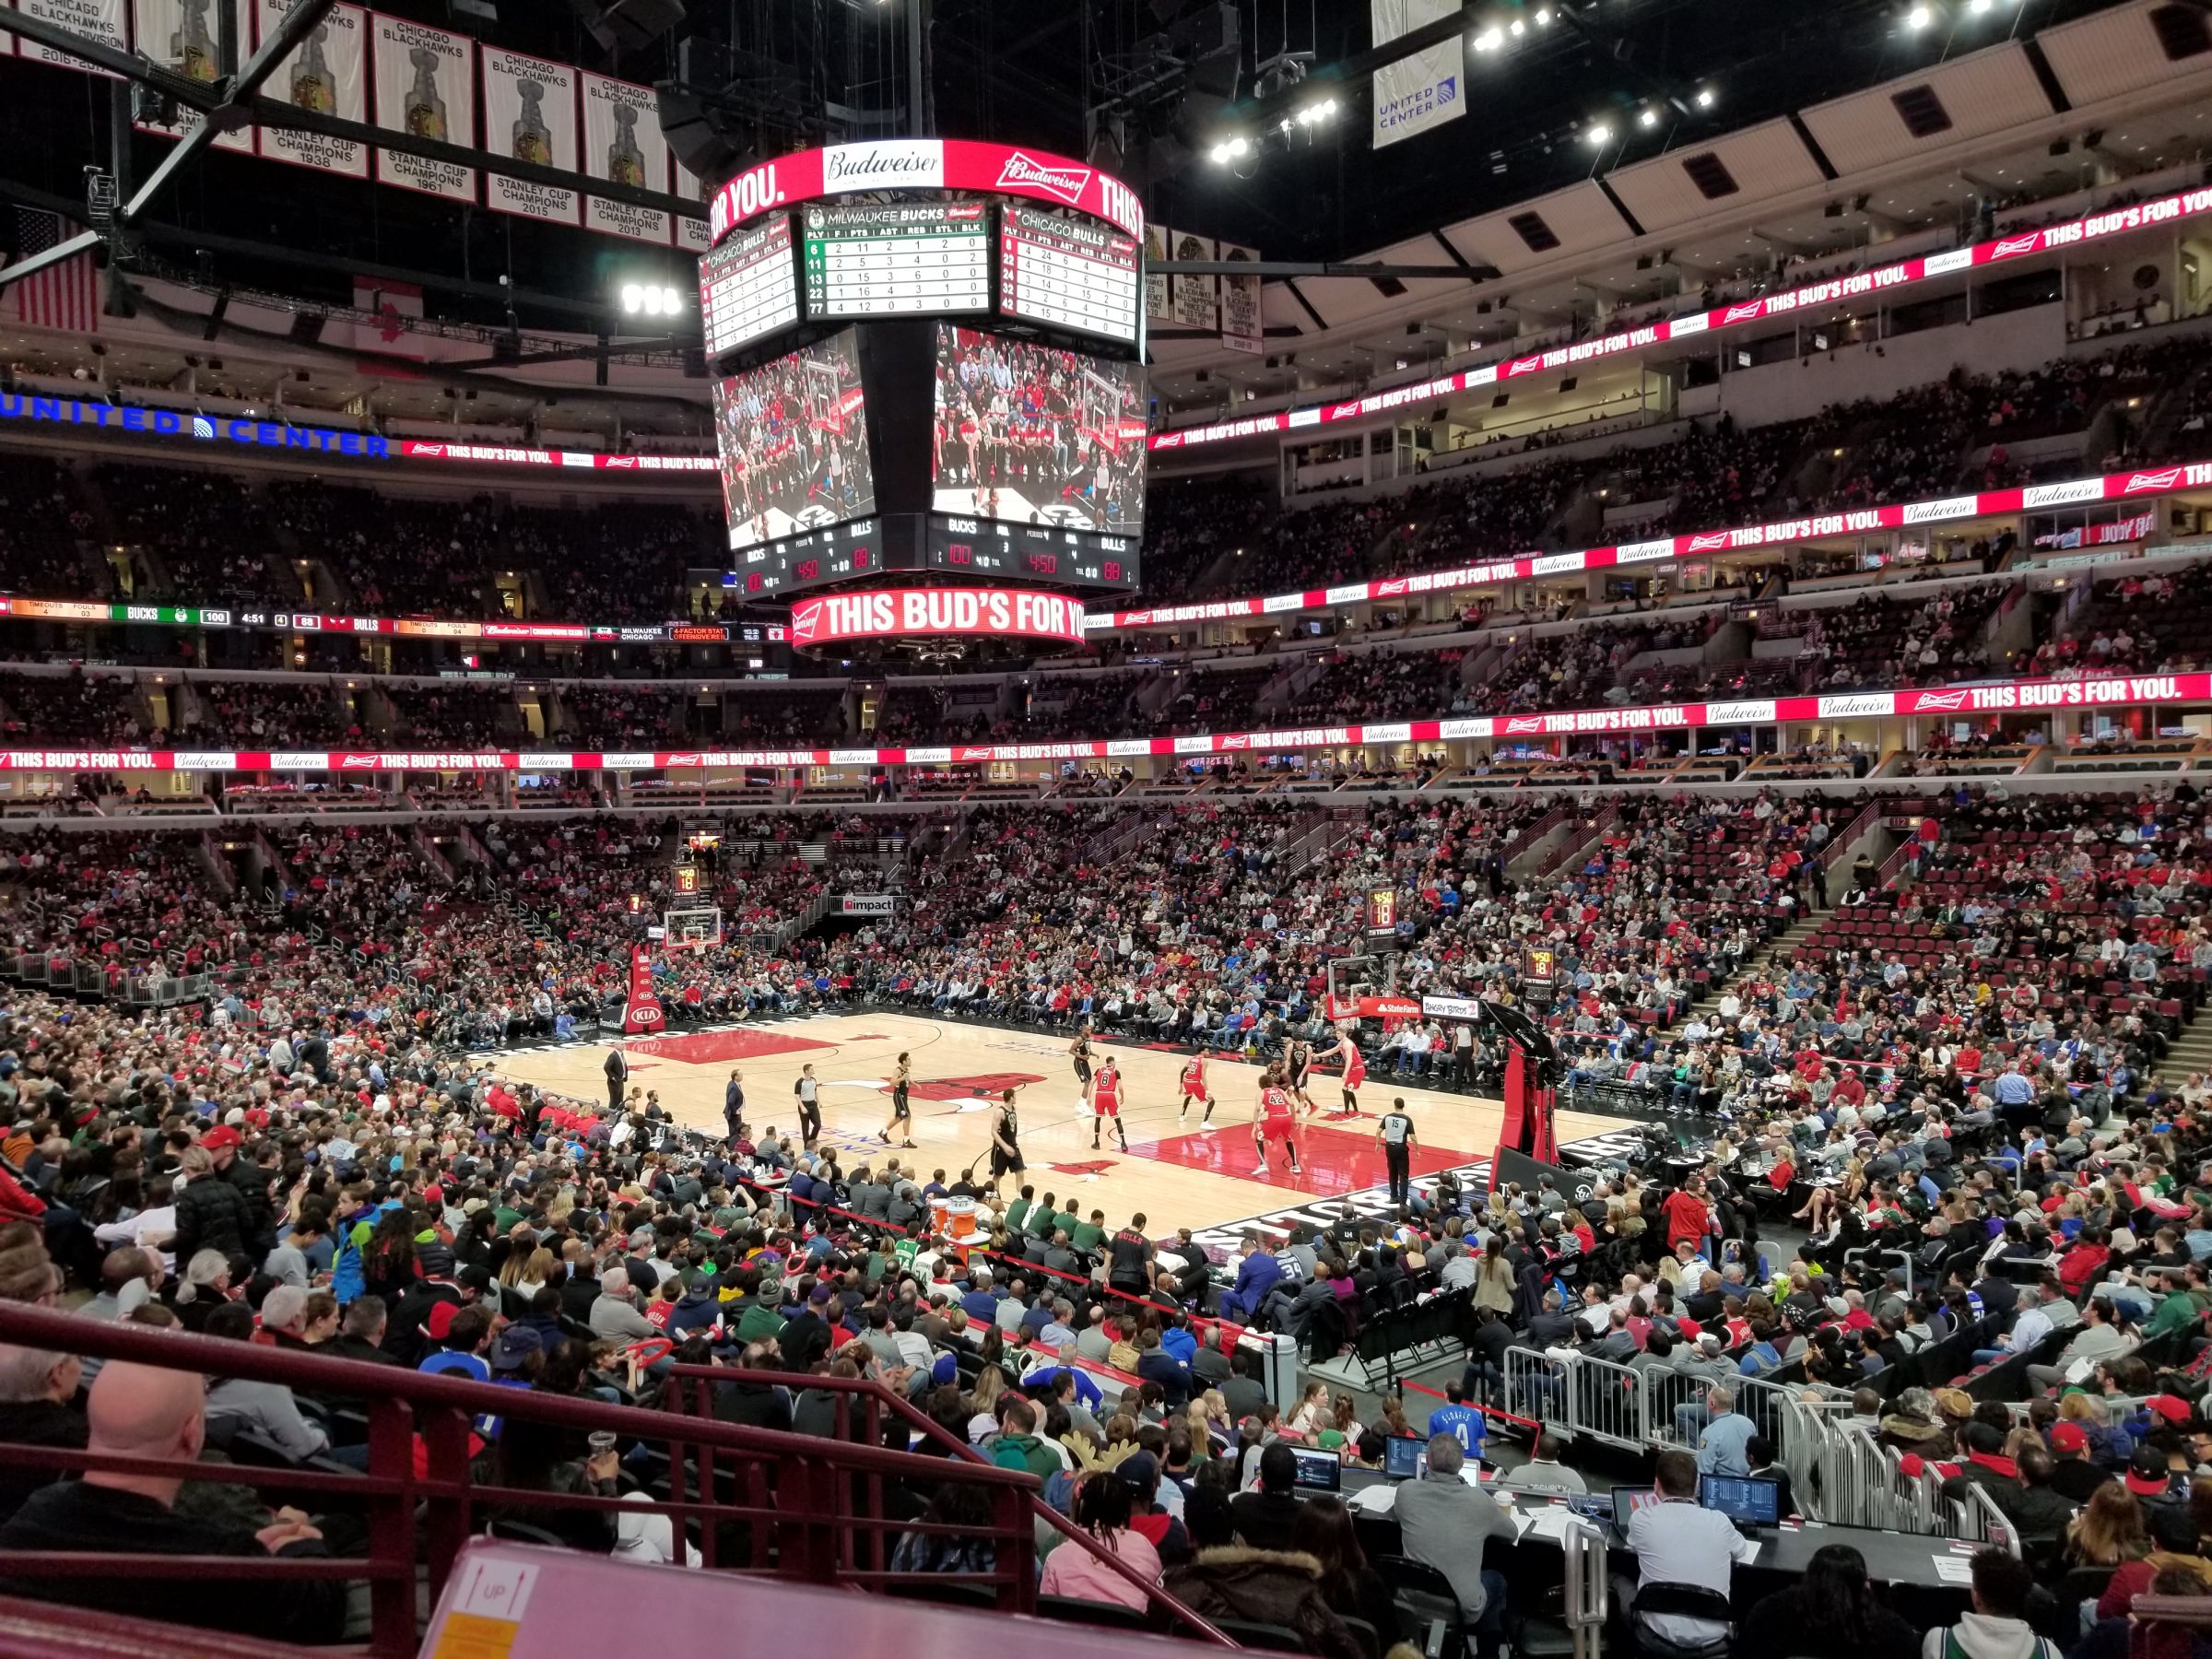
left=664, top=906, right=724, bottom=951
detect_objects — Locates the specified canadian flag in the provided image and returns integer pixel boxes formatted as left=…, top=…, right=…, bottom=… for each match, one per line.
left=622, top=945, right=666, bottom=1035
left=353, top=277, right=426, bottom=362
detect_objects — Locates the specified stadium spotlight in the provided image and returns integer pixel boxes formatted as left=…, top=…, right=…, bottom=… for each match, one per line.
left=1208, top=135, right=1252, bottom=164
left=1968, top=0, right=1991, bottom=11
left=1638, top=107, right=1659, bottom=128
left=619, top=282, right=682, bottom=316
left=1472, top=25, right=1504, bottom=51
left=1534, top=6, right=1551, bottom=21
left=1584, top=123, right=1612, bottom=145
left=1295, top=98, right=1338, bottom=126
left=1904, top=4, right=1934, bottom=28
left=1510, top=17, right=1524, bottom=34
left=1695, top=87, right=1717, bottom=109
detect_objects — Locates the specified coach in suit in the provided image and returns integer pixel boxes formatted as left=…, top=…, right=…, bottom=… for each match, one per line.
left=605, top=1047, right=629, bottom=1113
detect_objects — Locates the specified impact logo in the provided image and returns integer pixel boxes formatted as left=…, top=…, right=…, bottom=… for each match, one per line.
left=2124, top=467, right=2185, bottom=493
left=997, top=151, right=1090, bottom=205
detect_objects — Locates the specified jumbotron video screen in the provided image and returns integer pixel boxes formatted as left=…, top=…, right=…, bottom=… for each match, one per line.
left=930, top=325, right=1147, bottom=536
left=712, top=329, right=878, bottom=554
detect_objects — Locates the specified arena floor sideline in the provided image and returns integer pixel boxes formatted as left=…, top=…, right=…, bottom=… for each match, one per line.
left=491, top=1013, right=1638, bottom=1248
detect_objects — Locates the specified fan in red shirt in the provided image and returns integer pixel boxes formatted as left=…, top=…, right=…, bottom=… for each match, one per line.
left=1661, top=1179, right=1714, bottom=1254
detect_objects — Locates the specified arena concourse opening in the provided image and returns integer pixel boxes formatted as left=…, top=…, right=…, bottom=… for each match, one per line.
left=5, top=0, right=2212, bottom=1653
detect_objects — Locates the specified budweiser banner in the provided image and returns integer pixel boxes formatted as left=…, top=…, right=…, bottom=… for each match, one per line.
left=1371, top=0, right=1463, bottom=148
left=481, top=46, right=580, bottom=225
left=1219, top=240, right=1263, bottom=355
left=621, top=944, right=665, bottom=1034
left=581, top=71, right=668, bottom=242
left=131, top=0, right=253, bottom=150
left=16, top=0, right=127, bottom=76
left=254, top=0, right=369, bottom=178
left=790, top=587, right=1088, bottom=649
left=370, top=10, right=474, bottom=202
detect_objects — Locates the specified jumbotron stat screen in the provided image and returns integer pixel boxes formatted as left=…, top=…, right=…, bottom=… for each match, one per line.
left=801, top=202, right=991, bottom=321
left=929, top=324, right=1147, bottom=538
left=712, top=329, right=877, bottom=554
left=999, top=205, right=1142, bottom=347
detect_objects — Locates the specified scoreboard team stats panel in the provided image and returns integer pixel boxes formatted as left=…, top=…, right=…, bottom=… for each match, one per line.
left=698, top=218, right=800, bottom=358
left=998, top=205, right=1141, bottom=347
left=802, top=203, right=992, bottom=320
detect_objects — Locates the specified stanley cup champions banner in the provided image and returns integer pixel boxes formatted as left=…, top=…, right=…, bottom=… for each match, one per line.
left=581, top=71, right=667, bottom=243
left=1371, top=0, right=1463, bottom=148
left=481, top=47, right=581, bottom=225
left=254, top=0, right=368, bottom=177
left=1219, top=240, right=1263, bottom=355
left=370, top=10, right=474, bottom=203
left=17, top=0, right=127, bottom=76
left=672, top=159, right=712, bottom=253
left=130, top=0, right=253, bottom=151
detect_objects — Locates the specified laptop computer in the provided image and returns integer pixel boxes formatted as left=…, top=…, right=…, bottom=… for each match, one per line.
left=1605, top=1484, right=1661, bottom=1543
left=1291, top=1446, right=1343, bottom=1493
left=1700, top=1475, right=1782, bottom=1534
left=1383, top=1436, right=1427, bottom=1481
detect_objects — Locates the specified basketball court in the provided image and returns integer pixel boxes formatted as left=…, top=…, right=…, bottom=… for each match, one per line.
left=490, top=1012, right=1639, bottom=1250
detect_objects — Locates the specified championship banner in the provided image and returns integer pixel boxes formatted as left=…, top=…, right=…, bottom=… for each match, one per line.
left=581, top=71, right=668, bottom=243
left=1143, top=222, right=1172, bottom=324
left=370, top=10, right=474, bottom=202
left=1219, top=240, right=1262, bottom=355
left=253, top=0, right=368, bottom=178
left=839, top=894, right=896, bottom=916
left=1169, top=229, right=1217, bottom=331
left=621, top=944, right=665, bottom=1034
left=17, top=0, right=128, bottom=76
left=671, top=158, right=712, bottom=253
left=1371, top=0, right=1463, bottom=148
left=481, top=46, right=580, bottom=226
left=131, top=0, right=253, bottom=150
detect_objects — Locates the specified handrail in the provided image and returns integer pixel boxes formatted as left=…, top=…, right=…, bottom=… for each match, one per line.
left=663, top=1363, right=1238, bottom=1648
left=0, top=1300, right=1048, bottom=1655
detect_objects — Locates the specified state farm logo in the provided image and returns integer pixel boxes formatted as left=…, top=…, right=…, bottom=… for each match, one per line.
left=1721, top=301, right=1764, bottom=324
left=1911, top=689, right=1971, bottom=712
left=1503, top=716, right=1545, bottom=734
left=2124, top=467, right=2184, bottom=493
left=1687, top=532, right=1732, bottom=551
left=997, top=151, right=1090, bottom=205
left=339, top=754, right=380, bottom=769
left=1992, top=234, right=2042, bottom=259
left=790, top=601, right=822, bottom=644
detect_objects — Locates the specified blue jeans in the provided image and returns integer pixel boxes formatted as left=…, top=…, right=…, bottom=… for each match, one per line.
left=1972, top=1347, right=2007, bottom=1365
left=1476, top=1567, right=1510, bottom=1638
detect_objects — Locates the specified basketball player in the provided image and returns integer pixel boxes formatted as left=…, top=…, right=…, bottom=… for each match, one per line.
left=1251, top=1065, right=1303, bottom=1180
left=1325, top=1027, right=1367, bottom=1120
left=878, top=1050, right=914, bottom=1149
left=1090, top=1056, right=1129, bottom=1153
left=1068, top=1024, right=1095, bottom=1105
left=1285, top=1039, right=1315, bottom=1115
left=987, top=1087, right=1024, bottom=1196
left=1178, top=1054, right=1214, bottom=1128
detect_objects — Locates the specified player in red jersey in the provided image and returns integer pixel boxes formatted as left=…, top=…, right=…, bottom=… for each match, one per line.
left=1324, top=1027, right=1368, bottom=1120
left=1251, top=1065, right=1303, bottom=1179
left=1090, top=1057, right=1129, bottom=1153
left=1178, top=1056, right=1214, bottom=1128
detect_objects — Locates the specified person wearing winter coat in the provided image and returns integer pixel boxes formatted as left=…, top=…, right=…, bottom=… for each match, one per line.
left=1164, top=1542, right=1366, bottom=1659
left=170, top=1146, right=254, bottom=1268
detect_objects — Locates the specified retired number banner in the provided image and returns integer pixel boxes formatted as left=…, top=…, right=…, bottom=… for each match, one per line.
left=581, top=71, right=668, bottom=243
left=481, top=46, right=580, bottom=225
left=254, top=0, right=368, bottom=177
left=370, top=10, right=474, bottom=202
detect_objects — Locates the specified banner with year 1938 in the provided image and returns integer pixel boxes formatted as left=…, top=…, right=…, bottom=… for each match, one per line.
left=253, top=0, right=368, bottom=178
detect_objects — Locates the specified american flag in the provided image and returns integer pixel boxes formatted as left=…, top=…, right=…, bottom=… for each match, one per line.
left=5, top=209, right=100, bottom=334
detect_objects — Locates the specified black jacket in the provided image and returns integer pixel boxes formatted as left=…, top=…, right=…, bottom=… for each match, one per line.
left=1163, top=1547, right=1363, bottom=1659
left=171, top=1171, right=257, bottom=1266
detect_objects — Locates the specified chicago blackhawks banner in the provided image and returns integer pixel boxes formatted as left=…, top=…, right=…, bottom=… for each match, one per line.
left=254, top=0, right=368, bottom=177
left=481, top=46, right=580, bottom=225
left=581, top=71, right=667, bottom=243
left=130, top=0, right=254, bottom=150
left=672, top=159, right=713, bottom=253
left=370, top=10, right=474, bottom=202
left=621, top=944, right=665, bottom=1034
left=16, top=0, right=127, bottom=76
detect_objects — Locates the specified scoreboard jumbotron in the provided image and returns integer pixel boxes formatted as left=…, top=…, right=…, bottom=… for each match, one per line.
left=697, top=140, right=1150, bottom=630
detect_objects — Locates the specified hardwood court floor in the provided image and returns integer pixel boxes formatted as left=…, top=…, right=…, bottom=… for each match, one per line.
left=492, top=1014, right=1635, bottom=1237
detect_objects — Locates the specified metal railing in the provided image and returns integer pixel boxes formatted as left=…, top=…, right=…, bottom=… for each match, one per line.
left=0, top=1300, right=1083, bottom=1658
